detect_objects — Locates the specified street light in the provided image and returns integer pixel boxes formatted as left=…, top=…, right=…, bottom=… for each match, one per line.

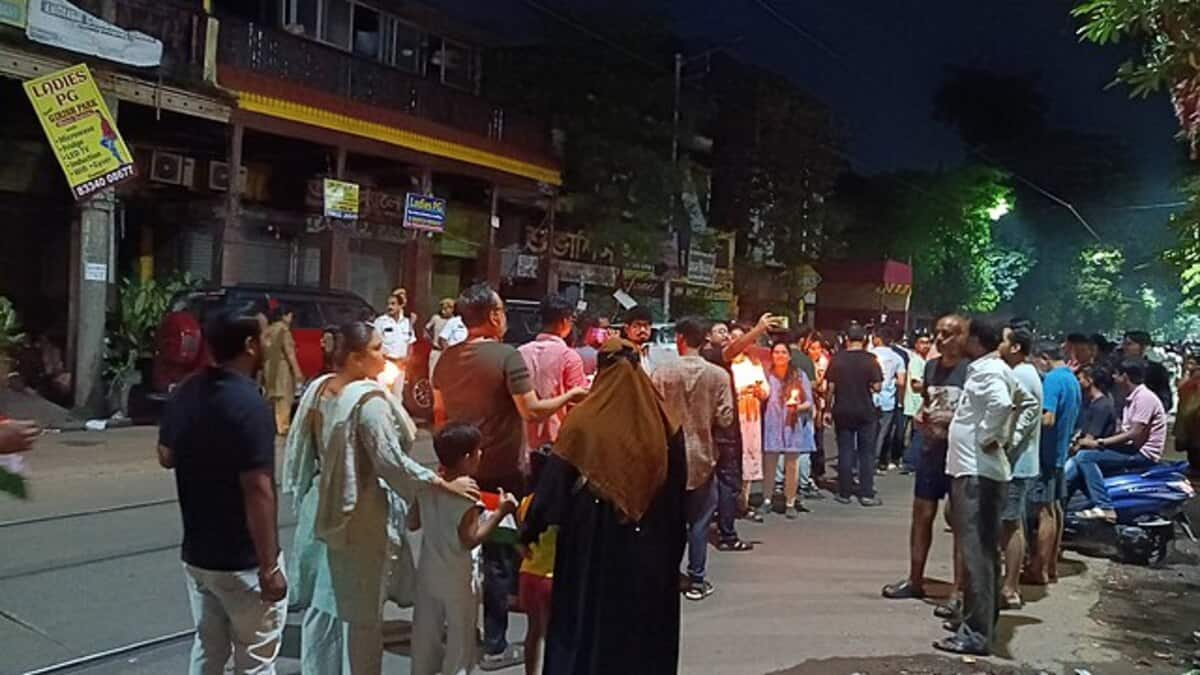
left=987, top=197, right=1011, bottom=221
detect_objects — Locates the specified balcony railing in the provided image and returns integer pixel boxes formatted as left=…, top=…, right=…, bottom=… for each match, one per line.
left=217, top=18, right=553, bottom=162
left=72, top=0, right=208, bottom=83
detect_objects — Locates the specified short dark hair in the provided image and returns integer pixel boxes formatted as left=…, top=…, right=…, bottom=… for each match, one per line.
left=846, top=322, right=867, bottom=343
left=675, top=316, right=709, bottom=349
left=1009, top=317, right=1034, bottom=332
left=1084, top=365, right=1113, bottom=393
left=539, top=294, right=575, bottom=329
left=458, top=283, right=500, bottom=329
left=1008, top=324, right=1034, bottom=356
left=623, top=305, right=653, bottom=325
left=876, top=325, right=897, bottom=345
left=205, top=304, right=263, bottom=364
left=433, top=422, right=482, bottom=468
left=1125, top=330, right=1152, bottom=347
left=969, top=317, right=1005, bottom=353
left=1115, top=358, right=1148, bottom=385
left=1033, top=340, right=1063, bottom=361
left=1066, top=333, right=1091, bottom=345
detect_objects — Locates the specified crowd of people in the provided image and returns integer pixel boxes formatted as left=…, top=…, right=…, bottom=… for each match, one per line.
left=152, top=279, right=1196, bottom=673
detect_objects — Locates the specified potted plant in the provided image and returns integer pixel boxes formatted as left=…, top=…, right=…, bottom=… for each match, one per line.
left=0, top=297, right=26, bottom=388
left=104, top=273, right=197, bottom=416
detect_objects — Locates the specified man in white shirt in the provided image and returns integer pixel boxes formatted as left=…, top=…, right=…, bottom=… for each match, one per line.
left=374, top=288, right=416, bottom=399
left=438, top=314, right=468, bottom=349
left=870, top=325, right=907, bottom=472
left=936, top=317, right=1018, bottom=658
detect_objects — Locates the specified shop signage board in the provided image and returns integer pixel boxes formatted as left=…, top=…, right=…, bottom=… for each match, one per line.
left=403, top=193, right=447, bottom=232
left=687, top=248, right=717, bottom=285
left=27, top=0, right=163, bottom=67
left=322, top=178, right=360, bottom=219
left=0, top=0, right=27, bottom=28
left=796, top=264, right=823, bottom=293
left=23, top=63, right=136, bottom=200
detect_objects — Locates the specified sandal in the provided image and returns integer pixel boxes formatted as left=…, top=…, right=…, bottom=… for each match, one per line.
left=933, top=599, right=961, bottom=619
left=717, top=539, right=754, bottom=552
left=1000, top=593, right=1023, bottom=610
left=480, top=644, right=525, bottom=671
left=1075, top=507, right=1117, bottom=523
left=881, top=579, right=924, bottom=599
left=932, top=635, right=988, bottom=657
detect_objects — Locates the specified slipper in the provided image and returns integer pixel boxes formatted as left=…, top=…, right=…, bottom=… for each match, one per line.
left=1000, top=593, right=1023, bottom=610
left=932, top=635, right=989, bottom=657
left=717, top=539, right=754, bottom=552
left=881, top=579, right=925, bottom=599
left=933, top=599, right=961, bottom=619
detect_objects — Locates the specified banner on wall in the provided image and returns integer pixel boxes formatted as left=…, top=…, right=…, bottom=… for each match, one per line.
left=26, top=0, right=163, bottom=67
left=24, top=63, right=136, bottom=200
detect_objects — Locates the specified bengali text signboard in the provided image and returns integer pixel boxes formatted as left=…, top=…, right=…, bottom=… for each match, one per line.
left=23, top=63, right=135, bottom=200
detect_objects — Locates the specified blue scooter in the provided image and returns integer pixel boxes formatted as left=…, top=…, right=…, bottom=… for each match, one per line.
left=1064, top=461, right=1196, bottom=566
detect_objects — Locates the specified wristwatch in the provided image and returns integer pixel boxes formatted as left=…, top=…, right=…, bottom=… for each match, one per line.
left=1096, top=437, right=1106, bottom=448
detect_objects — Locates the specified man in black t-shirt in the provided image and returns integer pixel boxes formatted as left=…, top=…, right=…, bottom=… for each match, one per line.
left=158, top=306, right=287, bottom=674
left=1077, top=365, right=1117, bottom=441
left=882, top=314, right=969, bottom=601
left=825, top=322, right=884, bottom=505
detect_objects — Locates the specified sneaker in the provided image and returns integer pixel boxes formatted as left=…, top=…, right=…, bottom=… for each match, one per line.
left=480, top=644, right=525, bottom=671
left=874, top=467, right=888, bottom=476
left=684, top=580, right=715, bottom=601
left=785, top=506, right=799, bottom=520
left=898, top=466, right=914, bottom=475
left=801, top=487, right=826, bottom=500
left=887, top=462, right=898, bottom=471
left=834, top=495, right=853, bottom=505
left=858, top=496, right=883, bottom=507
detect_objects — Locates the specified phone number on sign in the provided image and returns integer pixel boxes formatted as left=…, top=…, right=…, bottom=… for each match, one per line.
left=73, top=164, right=136, bottom=199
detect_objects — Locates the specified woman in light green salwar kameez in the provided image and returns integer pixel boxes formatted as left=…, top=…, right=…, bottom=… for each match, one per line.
left=283, top=322, right=479, bottom=675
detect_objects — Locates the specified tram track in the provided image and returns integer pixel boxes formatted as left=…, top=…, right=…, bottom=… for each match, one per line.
left=0, top=498, right=178, bottom=530
left=21, top=630, right=196, bottom=675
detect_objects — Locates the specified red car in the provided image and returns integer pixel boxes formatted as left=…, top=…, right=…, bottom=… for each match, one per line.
left=145, top=285, right=434, bottom=417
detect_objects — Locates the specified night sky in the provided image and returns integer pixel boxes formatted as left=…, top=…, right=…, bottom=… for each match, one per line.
left=440, top=0, right=1181, bottom=204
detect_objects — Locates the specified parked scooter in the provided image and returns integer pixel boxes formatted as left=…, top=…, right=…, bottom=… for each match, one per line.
left=1064, top=461, right=1196, bottom=566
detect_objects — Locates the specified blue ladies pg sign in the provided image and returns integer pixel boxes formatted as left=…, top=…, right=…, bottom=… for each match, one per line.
left=402, top=193, right=447, bottom=233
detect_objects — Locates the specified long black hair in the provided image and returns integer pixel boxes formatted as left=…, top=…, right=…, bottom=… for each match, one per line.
left=334, top=321, right=375, bottom=369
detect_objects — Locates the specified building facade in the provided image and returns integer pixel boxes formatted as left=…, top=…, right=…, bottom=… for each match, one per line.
left=0, top=0, right=559, bottom=412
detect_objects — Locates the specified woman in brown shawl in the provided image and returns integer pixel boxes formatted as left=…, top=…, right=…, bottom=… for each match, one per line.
left=520, top=338, right=687, bottom=675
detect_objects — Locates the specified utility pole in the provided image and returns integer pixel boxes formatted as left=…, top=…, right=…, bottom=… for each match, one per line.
left=664, top=52, right=682, bottom=322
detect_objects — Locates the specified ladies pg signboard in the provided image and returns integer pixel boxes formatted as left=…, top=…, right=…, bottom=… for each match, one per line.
left=23, top=63, right=136, bottom=200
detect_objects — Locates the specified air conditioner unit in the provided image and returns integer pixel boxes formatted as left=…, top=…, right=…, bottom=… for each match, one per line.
left=150, top=151, right=188, bottom=185
left=209, top=161, right=248, bottom=193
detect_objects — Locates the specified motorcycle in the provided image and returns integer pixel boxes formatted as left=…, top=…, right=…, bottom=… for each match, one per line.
left=1063, top=461, right=1196, bottom=566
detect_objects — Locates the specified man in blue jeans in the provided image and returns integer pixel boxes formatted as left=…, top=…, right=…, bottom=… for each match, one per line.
left=652, top=317, right=735, bottom=601
left=825, top=323, right=884, bottom=506
left=700, top=314, right=779, bottom=552
left=1071, top=359, right=1167, bottom=522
